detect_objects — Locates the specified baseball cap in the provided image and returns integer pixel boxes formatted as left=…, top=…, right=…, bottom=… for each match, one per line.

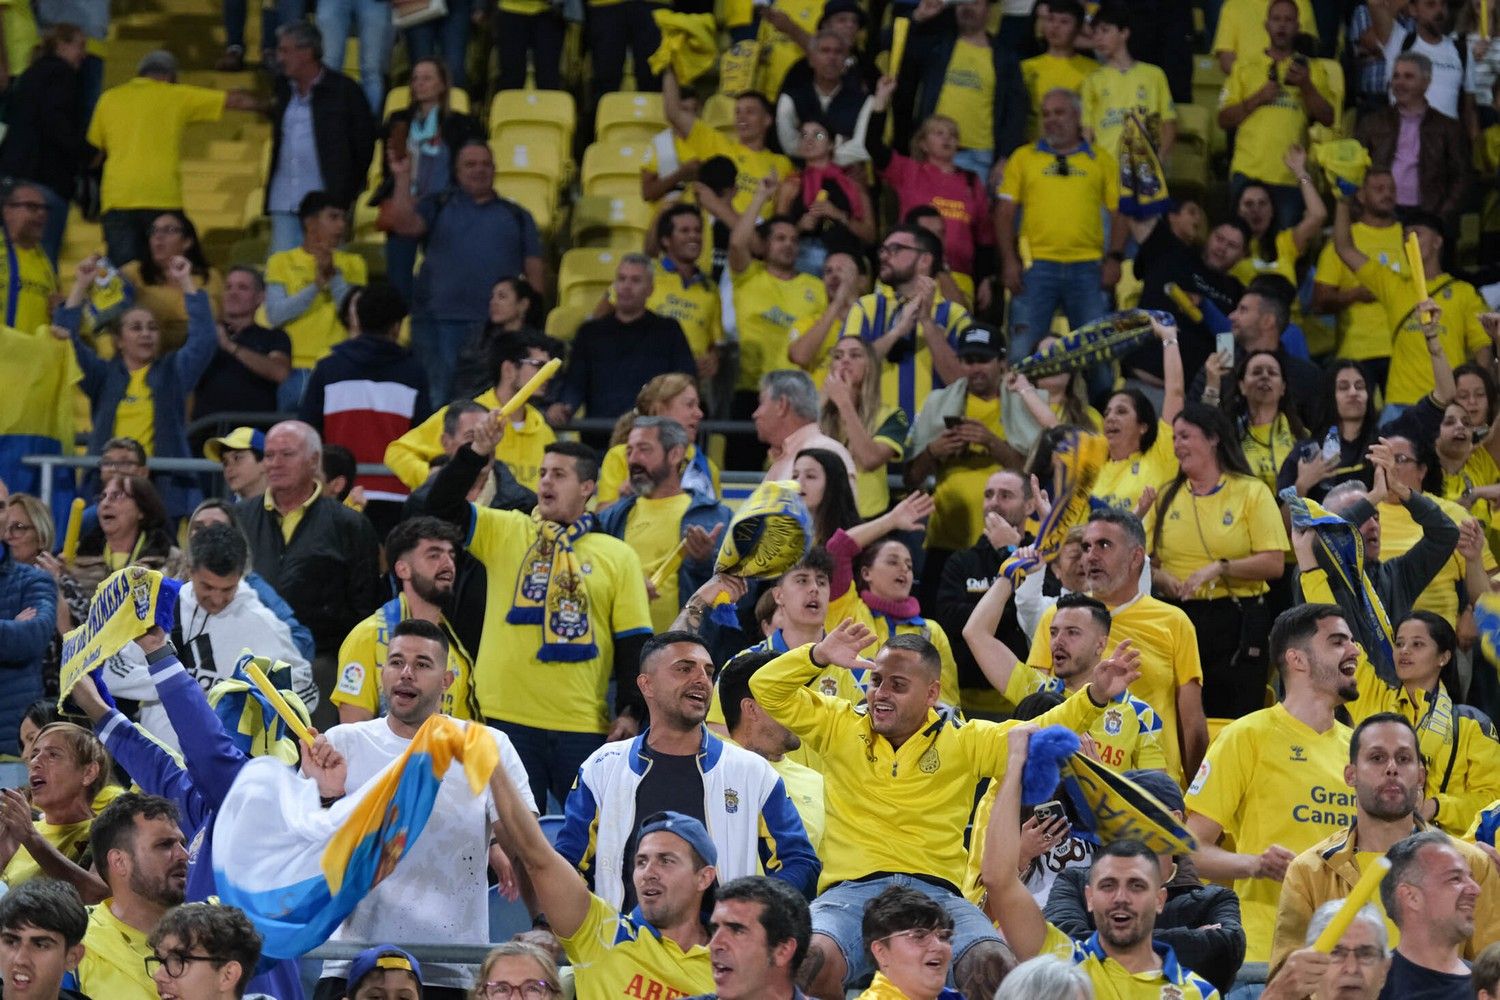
left=637, top=811, right=717, bottom=866
left=955, top=324, right=1004, bottom=361
left=1124, top=768, right=1186, bottom=815
left=819, top=0, right=868, bottom=28
left=346, top=946, right=423, bottom=995
left=203, top=427, right=266, bottom=463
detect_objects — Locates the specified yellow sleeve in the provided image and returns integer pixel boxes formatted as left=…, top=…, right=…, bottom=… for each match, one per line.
left=1170, top=611, right=1204, bottom=687
left=342, top=253, right=369, bottom=285
left=181, top=83, right=228, bottom=122
left=1218, top=62, right=1246, bottom=109
left=597, top=444, right=628, bottom=506
left=1243, top=478, right=1290, bottom=552
left=1022, top=689, right=1108, bottom=765
left=1154, top=69, right=1177, bottom=121
left=1354, top=257, right=1399, bottom=303
left=469, top=505, right=530, bottom=562
left=1297, top=0, right=1319, bottom=37
left=558, top=894, right=618, bottom=965
left=1210, top=0, right=1238, bottom=53
left=1184, top=718, right=1252, bottom=833
left=606, top=543, right=654, bottom=636
left=384, top=405, right=449, bottom=490
left=1312, top=239, right=1348, bottom=287
left=1134, top=712, right=1169, bottom=771
left=1271, top=853, right=1318, bottom=971
left=1436, top=719, right=1500, bottom=830
left=1004, top=664, right=1045, bottom=705
left=85, top=95, right=106, bottom=149
left=1099, top=149, right=1120, bottom=211
left=687, top=119, right=731, bottom=158
left=1468, top=836, right=1500, bottom=955
left=330, top=620, right=379, bottom=712
left=997, top=151, right=1026, bottom=201
left=1026, top=606, right=1056, bottom=667
left=1081, top=74, right=1101, bottom=134
left=747, top=645, right=856, bottom=756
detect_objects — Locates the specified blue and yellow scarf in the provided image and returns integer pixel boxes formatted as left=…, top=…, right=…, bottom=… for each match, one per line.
left=1013, top=309, right=1170, bottom=379
left=509, top=513, right=599, bottom=662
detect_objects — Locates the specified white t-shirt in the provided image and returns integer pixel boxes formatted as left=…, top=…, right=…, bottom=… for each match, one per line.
left=319, top=717, right=536, bottom=990
left=1384, top=29, right=1466, bottom=118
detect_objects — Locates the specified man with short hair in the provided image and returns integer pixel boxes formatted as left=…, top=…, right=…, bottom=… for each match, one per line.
left=549, top=255, right=698, bottom=425
left=840, top=225, right=970, bottom=419
left=1356, top=52, right=1469, bottom=229
left=386, top=140, right=545, bottom=405
left=0, top=878, right=89, bottom=1000
left=263, top=190, right=368, bottom=409
left=1018, top=0, right=1100, bottom=129
left=558, top=630, right=819, bottom=911
left=752, top=619, right=1139, bottom=999
left=192, top=268, right=292, bottom=424
left=1264, top=901, right=1390, bottom=1000
left=997, top=88, right=1125, bottom=365
left=1272, top=712, right=1500, bottom=970
left=232, top=420, right=381, bottom=721
left=203, top=428, right=268, bottom=503
left=146, top=902, right=262, bottom=1000
left=264, top=22, right=376, bottom=256
left=1191, top=285, right=1322, bottom=423
left=684, top=876, right=812, bottom=1000
left=755, top=369, right=857, bottom=484
left=87, top=50, right=258, bottom=265
left=427, top=422, right=653, bottom=809
left=75, top=793, right=189, bottom=998
left=334, top=517, right=480, bottom=724
left=1378, top=830, right=1478, bottom=998
left=299, top=279, right=430, bottom=531
left=1081, top=3, right=1178, bottom=160
left=907, top=326, right=1020, bottom=601
left=103, top=522, right=313, bottom=750
left=302, top=618, right=535, bottom=999
left=984, top=725, right=1221, bottom=1000
left=1369, top=0, right=1470, bottom=120
left=1310, top=170, right=1402, bottom=387
left=775, top=30, right=871, bottom=163
left=645, top=203, right=723, bottom=377
left=0, top=183, right=58, bottom=336
left=598, top=416, right=729, bottom=631
left=1186, top=604, right=1364, bottom=965
left=663, top=70, right=795, bottom=224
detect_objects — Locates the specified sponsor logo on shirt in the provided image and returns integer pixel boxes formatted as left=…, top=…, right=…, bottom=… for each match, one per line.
left=622, top=974, right=694, bottom=999
left=1289, top=744, right=1307, bottom=762
left=1187, top=760, right=1209, bottom=795
left=966, top=576, right=995, bottom=593
left=1293, top=785, right=1357, bottom=825
left=337, top=662, right=366, bottom=696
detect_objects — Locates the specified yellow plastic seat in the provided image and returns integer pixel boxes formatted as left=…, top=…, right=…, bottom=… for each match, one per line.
left=382, top=85, right=473, bottom=119
left=558, top=247, right=627, bottom=308
left=580, top=141, right=654, bottom=198
left=596, top=91, right=665, bottom=144
left=570, top=194, right=653, bottom=247
left=545, top=302, right=595, bottom=342
left=495, top=173, right=557, bottom=234
left=489, top=89, right=577, bottom=145
left=491, top=130, right=565, bottom=186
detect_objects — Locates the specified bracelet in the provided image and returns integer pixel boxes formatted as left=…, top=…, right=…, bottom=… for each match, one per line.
left=1297, top=174, right=1312, bottom=184
left=1202, top=388, right=1221, bottom=402
left=1161, top=338, right=1178, bottom=347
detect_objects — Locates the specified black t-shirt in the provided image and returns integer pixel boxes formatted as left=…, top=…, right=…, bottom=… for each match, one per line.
left=193, top=323, right=293, bottom=418
left=1378, top=950, right=1471, bottom=1000
left=1129, top=221, right=1243, bottom=380
left=621, top=747, right=705, bottom=911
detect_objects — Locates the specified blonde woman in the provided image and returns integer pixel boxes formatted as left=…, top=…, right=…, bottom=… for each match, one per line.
left=820, top=336, right=909, bottom=517
left=471, top=941, right=562, bottom=999
left=596, top=373, right=720, bottom=507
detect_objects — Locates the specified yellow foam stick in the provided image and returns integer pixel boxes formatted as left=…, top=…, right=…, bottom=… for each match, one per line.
left=245, top=660, right=315, bottom=747
left=1312, top=856, right=1391, bottom=952
left=60, top=497, right=85, bottom=563
left=1483, top=0, right=1490, bottom=39
left=1405, top=231, right=1435, bottom=324
left=649, top=537, right=690, bottom=589
left=890, top=17, right=910, bottom=74
left=496, top=356, right=562, bottom=421
left=1165, top=283, right=1204, bottom=323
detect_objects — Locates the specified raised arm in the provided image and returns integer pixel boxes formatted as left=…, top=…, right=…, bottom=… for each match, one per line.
left=729, top=174, right=777, bottom=275
left=960, top=569, right=1031, bottom=696
left=662, top=69, right=699, bottom=139
left=1332, top=197, right=1370, bottom=274
left=490, top=739, right=594, bottom=938
left=980, top=724, right=1050, bottom=958
left=381, top=151, right=429, bottom=240
left=1285, top=147, right=1328, bottom=253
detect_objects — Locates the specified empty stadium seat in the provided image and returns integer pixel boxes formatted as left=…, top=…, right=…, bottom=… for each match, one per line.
left=382, top=85, right=472, bottom=119
left=490, top=128, right=566, bottom=187
left=489, top=89, right=577, bottom=146
left=596, top=91, right=666, bottom=145
left=545, top=302, right=595, bottom=342
left=496, top=173, right=557, bottom=234
left=570, top=194, right=653, bottom=248
left=581, top=141, right=654, bottom=198
left=558, top=247, right=627, bottom=307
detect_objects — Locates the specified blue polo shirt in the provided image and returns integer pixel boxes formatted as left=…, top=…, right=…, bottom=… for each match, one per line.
left=413, top=188, right=541, bottom=322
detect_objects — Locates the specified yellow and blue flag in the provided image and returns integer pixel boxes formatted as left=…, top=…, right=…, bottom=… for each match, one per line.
left=212, top=714, right=498, bottom=959
left=1013, top=309, right=1170, bottom=380
left=208, top=654, right=314, bottom=765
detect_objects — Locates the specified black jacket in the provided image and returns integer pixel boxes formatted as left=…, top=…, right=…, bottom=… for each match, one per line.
left=298, top=335, right=432, bottom=433
left=915, top=32, right=1027, bottom=163
left=1044, top=859, right=1246, bottom=995
left=233, top=492, right=382, bottom=654
left=0, top=53, right=92, bottom=198
left=934, top=537, right=1030, bottom=695
left=266, top=70, right=377, bottom=212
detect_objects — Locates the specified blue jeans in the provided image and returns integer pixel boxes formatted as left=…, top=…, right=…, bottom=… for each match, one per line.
left=489, top=720, right=606, bottom=813
left=38, top=184, right=69, bottom=267
left=954, top=147, right=993, bottom=181
left=405, top=4, right=472, bottom=91
left=1008, top=258, right=1108, bottom=361
left=412, top=316, right=483, bottom=405
left=318, top=0, right=393, bottom=113
left=278, top=368, right=311, bottom=411
left=810, top=875, right=1001, bottom=987
left=268, top=212, right=304, bottom=256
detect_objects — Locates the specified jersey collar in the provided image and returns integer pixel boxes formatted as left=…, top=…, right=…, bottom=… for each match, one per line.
left=1035, top=137, right=1096, bottom=159
left=628, top=725, right=723, bottom=776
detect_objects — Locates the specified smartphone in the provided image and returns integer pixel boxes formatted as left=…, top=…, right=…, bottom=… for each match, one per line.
left=1215, top=331, right=1235, bottom=368
left=943, top=415, right=966, bottom=429
left=1033, top=800, right=1065, bottom=825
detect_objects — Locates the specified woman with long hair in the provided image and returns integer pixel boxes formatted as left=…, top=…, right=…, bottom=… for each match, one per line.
left=1277, top=360, right=1378, bottom=501
left=68, top=475, right=180, bottom=596
left=1094, top=317, right=1185, bottom=511
left=776, top=117, right=877, bottom=274
left=1146, top=403, right=1288, bottom=718
left=1208, top=348, right=1307, bottom=490
left=1229, top=147, right=1326, bottom=287
left=793, top=447, right=863, bottom=546
left=1432, top=399, right=1500, bottom=534
left=1005, top=334, right=1104, bottom=437
left=820, top=336, right=909, bottom=517
left=118, top=211, right=221, bottom=351
left=452, top=277, right=545, bottom=400
left=596, top=374, right=719, bottom=506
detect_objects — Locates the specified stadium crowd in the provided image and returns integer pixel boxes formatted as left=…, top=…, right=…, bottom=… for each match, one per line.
left=15, top=0, right=1500, bottom=996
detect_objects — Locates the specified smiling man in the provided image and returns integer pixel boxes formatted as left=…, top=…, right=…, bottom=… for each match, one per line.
left=0, top=879, right=89, bottom=1000
left=557, top=630, right=819, bottom=912
left=1378, top=831, right=1480, bottom=999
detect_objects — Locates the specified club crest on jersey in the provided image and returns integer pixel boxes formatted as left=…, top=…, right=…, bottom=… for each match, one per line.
left=1103, top=707, right=1124, bottom=736
left=919, top=747, right=941, bottom=773
left=1222, top=511, right=1233, bottom=526
left=1161, top=985, right=1184, bottom=1000
left=819, top=676, right=839, bottom=697
left=724, top=788, right=740, bottom=814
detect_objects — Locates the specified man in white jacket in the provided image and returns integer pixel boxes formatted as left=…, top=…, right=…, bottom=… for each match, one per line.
left=104, top=522, right=316, bottom=750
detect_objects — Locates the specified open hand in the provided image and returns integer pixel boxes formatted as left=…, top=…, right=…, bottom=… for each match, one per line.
left=812, top=618, right=878, bottom=671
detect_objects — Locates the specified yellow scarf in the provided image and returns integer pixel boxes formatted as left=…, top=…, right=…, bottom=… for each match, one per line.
left=508, top=512, right=598, bottom=662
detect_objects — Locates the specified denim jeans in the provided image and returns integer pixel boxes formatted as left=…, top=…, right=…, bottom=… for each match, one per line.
left=405, top=3, right=472, bottom=91
left=489, top=720, right=606, bottom=813
left=278, top=368, right=311, bottom=411
left=953, top=147, right=993, bottom=181
left=318, top=0, right=393, bottom=113
left=1007, top=258, right=1108, bottom=361
left=268, top=211, right=304, bottom=256
left=411, top=316, right=484, bottom=404
left=38, top=184, right=69, bottom=267
left=384, top=234, right=419, bottom=305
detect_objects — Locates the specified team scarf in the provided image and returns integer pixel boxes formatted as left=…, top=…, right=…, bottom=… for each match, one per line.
left=207, top=654, right=314, bottom=765
left=1466, top=795, right=1500, bottom=846
left=1116, top=112, right=1171, bottom=218
left=508, top=512, right=599, bottom=662
left=58, top=567, right=181, bottom=709
left=1312, top=138, right=1372, bottom=197
left=1012, top=309, right=1172, bottom=379
left=1034, top=428, right=1108, bottom=562
left=1062, top=753, right=1197, bottom=855
left=1475, top=593, right=1500, bottom=673
left=1280, top=487, right=1395, bottom=673
left=711, top=479, right=813, bottom=627
left=648, top=10, right=720, bottom=84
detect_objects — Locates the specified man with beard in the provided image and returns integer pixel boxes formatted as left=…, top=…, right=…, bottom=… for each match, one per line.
left=598, top=417, right=729, bottom=633
left=1377, top=830, right=1480, bottom=999
left=1310, top=171, right=1402, bottom=390
left=1023, top=508, right=1208, bottom=785
left=301, top=619, right=535, bottom=999
left=1185, top=604, right=1364, bottom=967
left=556, top=631, right=818, bottom=912
left=1271, top=713, right=1500, bottom=970
left=331, top=517, right=482, bottom=724
left=984, top=725, right=1222, bottom=1000
left=75, top=794, right=190, bottom=999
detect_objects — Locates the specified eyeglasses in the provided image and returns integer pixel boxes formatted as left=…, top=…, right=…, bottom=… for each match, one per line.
left=149, top=225, right=185, bottom=236
left=1329, top=945, right=1385, bottom=967
left=877, top=927, right=955, bottom=948
left=477, top=981, right=558, bottom=999
left=878, top=242, right=919, bottom=257
left=98, top=489, right=132, bottom=503
left=145, top=953, right=221, bottom=978
left=2, top=521, right=35, bottom=538
left=1390, top=454, right=1418, bottom=465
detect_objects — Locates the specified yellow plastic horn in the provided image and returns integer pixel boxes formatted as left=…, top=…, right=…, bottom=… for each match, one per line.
left=496, top=356, right=562, bottom=421
left=244, top=660, right=315, bottom=747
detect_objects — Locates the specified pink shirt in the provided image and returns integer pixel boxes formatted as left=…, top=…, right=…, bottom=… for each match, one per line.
left=881, top=152, right=994, bottom=277
left=1392, top=108, right=1423, bottom=208
left=765, top=422, right=857, bottom=488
